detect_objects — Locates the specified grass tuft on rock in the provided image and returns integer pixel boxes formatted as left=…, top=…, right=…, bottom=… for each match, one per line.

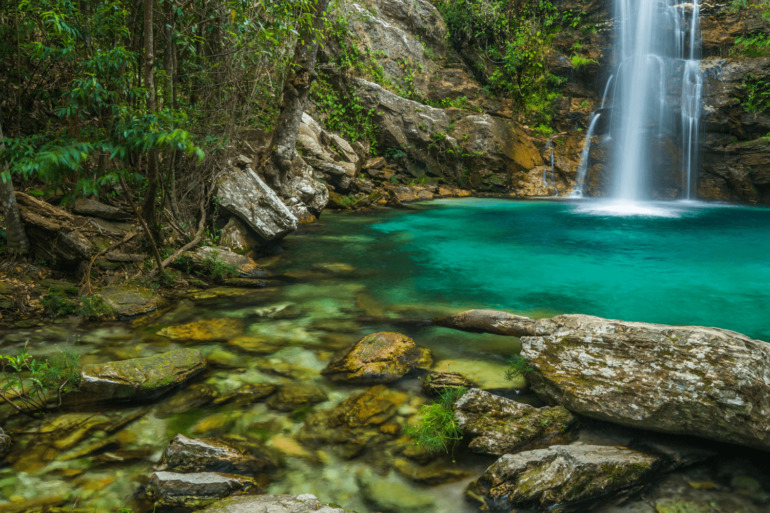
left=407, top=387, right=466, bottom=458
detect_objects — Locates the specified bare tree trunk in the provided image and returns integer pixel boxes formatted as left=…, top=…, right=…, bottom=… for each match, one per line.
left=268, top=0, right=332, bottom=188
left=141, top=0, right=160, bottom=239
left=0, top=116, right=29, bottom=260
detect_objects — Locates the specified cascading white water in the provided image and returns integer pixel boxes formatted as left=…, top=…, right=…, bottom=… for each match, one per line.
left=572, top=113, right=602, bottom=197
left=577, top=0, right=702, bottom=202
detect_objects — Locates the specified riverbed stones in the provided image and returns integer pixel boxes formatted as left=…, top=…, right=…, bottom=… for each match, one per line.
left=454, top=388, right=576, bottom=455
left=519, top=314, right=770, bottom=451
left=298, top=385, right=408, bottom=458
left=467, top=444, right=659, bottom=511
left=321, top=332, right=432, bottom=384
left=199, top=494, right=351, bottom=513
left=159, top=434, right=275, bottom=475
left=146, top=471, right=256, bottom=508
left=79, top=349, right=206, bottom=401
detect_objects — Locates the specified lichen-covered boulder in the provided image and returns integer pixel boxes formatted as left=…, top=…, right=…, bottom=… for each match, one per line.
left=520, top=314, right=770, bottom=451
left=79, top=349, right=206, bottom=401
left=159, top=434, right=275, bottom=475
left=199, top=494, right=352, bottom=513
left=146, top=471, right=255, bottom=508
left=298, top=385, right=408, bottom=458
left=467, top=444, right=658, bottom=511
left=454, top=388, right=575, bottom=455
left=321, top=332, right=432, bottom=384
left=216, top=167, right=298, bottom=242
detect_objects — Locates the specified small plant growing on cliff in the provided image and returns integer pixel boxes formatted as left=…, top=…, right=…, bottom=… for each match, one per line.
left=407, top=387, right=466, bottom=459
left=0, top=346, right=81, bottom=414
left=505, top=354, right=533, bottom=381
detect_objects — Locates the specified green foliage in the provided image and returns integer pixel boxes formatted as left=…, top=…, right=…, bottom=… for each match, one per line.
left=311, top=74, right=379, bottom=154
left=175, top=252, right=238, bottom=283
left=570, top=54, right=598, bottom=68
left=0, top=346, right=81, bottom=414
left=535, top=124, right=554, bottom=137
left=505, top=354, right=533, bottom=381
left=731, top=34, right=770, bottom=57
left=77, top=294, right=115, bottom=320
left=407, top=388, right=466, bottom=457
left=436, top=0, right=581, bottom=125
left=742, top=75, right=770, bottom=114
left=41, top=287, right=78, bottom=317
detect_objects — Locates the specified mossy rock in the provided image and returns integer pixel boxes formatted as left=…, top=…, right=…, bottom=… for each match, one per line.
left=266, top=383, right=328, bottom=412
left=78, top=349, right=206, bottom=402
left=322, top=332, right=432, bottom=384
left=99, top=285, right=160, bottom=317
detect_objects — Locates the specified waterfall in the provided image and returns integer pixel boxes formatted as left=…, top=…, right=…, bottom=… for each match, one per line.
left=572, top=113, right=602, bottom=197
left=585, top=0, right=702, bottom=202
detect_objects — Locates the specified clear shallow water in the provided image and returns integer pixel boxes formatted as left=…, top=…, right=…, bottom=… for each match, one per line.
left=284, top=198, right=770, bottom=341
left=2, top=197, right=770, bottom=513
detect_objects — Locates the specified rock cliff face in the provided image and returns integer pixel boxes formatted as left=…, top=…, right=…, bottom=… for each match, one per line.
left=303, top=0, right=768, bottom=204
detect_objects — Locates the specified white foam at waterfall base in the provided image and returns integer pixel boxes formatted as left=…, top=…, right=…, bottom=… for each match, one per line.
left=572, top=199, right=687, bottom=218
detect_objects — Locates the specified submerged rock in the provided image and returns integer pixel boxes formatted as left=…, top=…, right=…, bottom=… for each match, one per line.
left=146, top=471, right=256, bottom=508
left=321, top=332, right=432, bottom=384
left=79, top=349, right=206, bottom=401
left=393, top=458, right=474, bottom=485
left=266, top=384, right=328, bottom=412
left=454, top=388, right=575, bottom=455
left=467, top=444, right=658, bottom=511
left=298, top=385, right=408, bottom=458
left=159, top=434, right=275, bottom=475
left=158, top=318, right=244, bottom=342
left=422, top=370, right=475, bottom=396
left=199, top=494, right=351, bottom=513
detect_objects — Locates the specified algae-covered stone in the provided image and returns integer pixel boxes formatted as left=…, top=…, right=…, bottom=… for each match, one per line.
left=159, top=434, right=275, bottom=475
left=432, top=358, right=520, bottom=390
left=186, top=246, right=265, bottom=279
left=321, top=332, right=432, bottom=384
left=146, top=471, right=256, bottom=508
left=454, top=388, right=575, bottom=455
left=100, top=285, right=160, bottom=317
left=467, top=444, right=658, bottom=511
left=79, top=349, right=206, bottom=401
left=266, top=384, right=328, bottom=412
left=158, top=318, right=244, bottom=342
left=199, top=494, right=351, bottom=513
left=228, top=335, right=284, bottom=355
left=299, top=385, right=408, bottom=458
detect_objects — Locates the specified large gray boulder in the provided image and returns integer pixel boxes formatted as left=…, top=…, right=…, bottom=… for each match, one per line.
left=216, top=167, right=298, bottom=242
left=200, top=494, right=352, bottom=513
left=79, top=349, right=206, bottom=402
left=438, top=310, right=770, bottom=451
left=467, top=444, right=658, bottom=511
left=454, top=388, right=575, bottom=455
